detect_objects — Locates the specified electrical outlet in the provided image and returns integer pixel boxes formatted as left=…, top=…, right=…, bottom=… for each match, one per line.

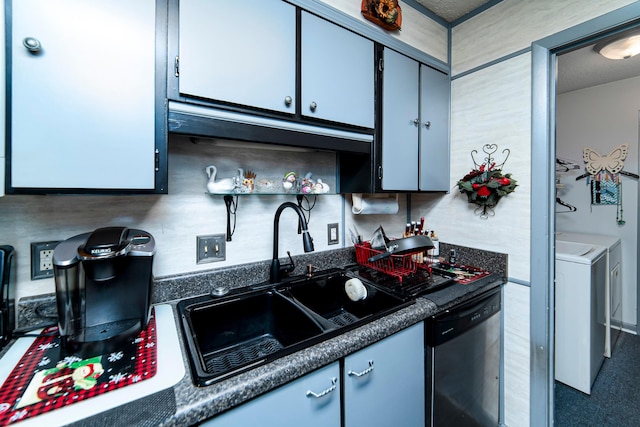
left=197, top=234, right=226, bottom=264
left=327, top=223, right=339, bottom=245
left=31, top=241, right=61, bottom=280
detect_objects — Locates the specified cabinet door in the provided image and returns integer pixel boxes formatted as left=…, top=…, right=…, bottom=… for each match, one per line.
left=344, top=322, right=425, bottom=427
left=10, top=0, right=156, bottom=190
left=202, top=362, right=340, bottom=427
left=179, top=0, right=296, bottom=115
left=301, top=12, right=374, bottom=128
left=381, top=49, right=419, bottom=191
left=419, top=65, right=450, bottom=191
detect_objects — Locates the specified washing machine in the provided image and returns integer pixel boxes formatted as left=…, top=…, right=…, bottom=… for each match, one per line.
left=556, top=232, right=622, bottom=357
left=555, top=240, right=607, bottom=395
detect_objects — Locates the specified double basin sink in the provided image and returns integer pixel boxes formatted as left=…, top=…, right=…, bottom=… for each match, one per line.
left=177, top=268, right=411, bottom=386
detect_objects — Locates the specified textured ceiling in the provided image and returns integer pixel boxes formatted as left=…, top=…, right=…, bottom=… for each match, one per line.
left=556, top=39, right=640, bottom=94
left=413, top=0, right=492, bottom=22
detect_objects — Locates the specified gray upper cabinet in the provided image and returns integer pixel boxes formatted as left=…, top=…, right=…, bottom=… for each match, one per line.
left=419, top=64, right=450, bottom=191
left=176, top=1, right=374, bottom=130
left=8, top=0, right=161, bottom=192
left=301, top=11, right=374, bottom=129
left=380, top=48, right=450, bottom=192
left=381, top=48, right=420, bottom=191
left=178, top=0, right=296, bottom=114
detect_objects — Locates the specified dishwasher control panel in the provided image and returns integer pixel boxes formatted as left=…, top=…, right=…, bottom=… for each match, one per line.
left=425, top=287, right=501, bottom=346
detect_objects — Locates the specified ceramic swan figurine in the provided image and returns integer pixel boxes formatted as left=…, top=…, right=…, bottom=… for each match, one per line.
left=205, top=165, right=243, bottom=193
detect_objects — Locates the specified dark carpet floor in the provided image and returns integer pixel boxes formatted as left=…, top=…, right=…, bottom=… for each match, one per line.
left=555, top=331, right=640, bottom=426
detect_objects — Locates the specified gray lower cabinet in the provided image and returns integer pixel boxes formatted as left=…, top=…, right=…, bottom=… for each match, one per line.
left=200, top=323, right=424, bottom=426
left=344, top=322, right=425, bottom=427
left=200, top=362, right=341, bottom=427
left=381, top=48, right=450, bottom=192
left=8, top=0, right=159, bottom=192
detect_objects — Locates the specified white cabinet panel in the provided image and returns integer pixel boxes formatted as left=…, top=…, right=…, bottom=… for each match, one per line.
left=344, top=322, right=424, bottom=427
left=301, top=11, right=374, bottom=128
left=10, top=0, right=156, bottom=190
left=179, top=0, right=296, bottom=114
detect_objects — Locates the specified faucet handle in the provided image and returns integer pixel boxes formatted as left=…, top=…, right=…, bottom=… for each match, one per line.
left=280, top=251, right=295, bottom=275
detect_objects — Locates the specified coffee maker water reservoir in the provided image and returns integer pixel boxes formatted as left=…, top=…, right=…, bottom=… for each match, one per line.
left=53, top=227, right=156, bottom=355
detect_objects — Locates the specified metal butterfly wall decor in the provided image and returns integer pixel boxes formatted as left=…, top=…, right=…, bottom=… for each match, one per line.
left=582, top=144, right=628, bottom=175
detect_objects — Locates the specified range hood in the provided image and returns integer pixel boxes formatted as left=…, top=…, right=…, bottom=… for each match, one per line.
left=168, top=102, right=372, bottom=154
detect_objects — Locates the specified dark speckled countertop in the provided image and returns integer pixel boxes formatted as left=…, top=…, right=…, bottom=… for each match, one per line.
left=8, top=245, right=506, bottom=426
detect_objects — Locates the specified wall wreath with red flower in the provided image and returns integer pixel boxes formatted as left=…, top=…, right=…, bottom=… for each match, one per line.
left=457, top=144, right=517, bottom=219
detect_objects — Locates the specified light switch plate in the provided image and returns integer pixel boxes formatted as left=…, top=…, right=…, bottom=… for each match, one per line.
left=327, top=223, right=339, bottom=245
left=197, top=234, right=226, bottom=264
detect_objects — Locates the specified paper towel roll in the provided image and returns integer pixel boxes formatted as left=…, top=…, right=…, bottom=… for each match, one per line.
left=352, top=193, right=399, bottom=215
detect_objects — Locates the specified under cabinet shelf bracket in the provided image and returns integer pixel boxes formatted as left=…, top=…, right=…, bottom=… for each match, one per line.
left=223, top=195, right=236, bottom=242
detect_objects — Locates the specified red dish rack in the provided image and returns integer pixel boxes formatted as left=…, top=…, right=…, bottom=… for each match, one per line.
left=355, top=242, right=430, bottom=282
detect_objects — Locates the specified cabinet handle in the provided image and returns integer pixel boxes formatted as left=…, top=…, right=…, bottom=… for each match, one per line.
left=348, top=360, right=374, bottom=377
left=424, top=121, right=431, bottom=129
left=306, top=377, right=337, bottom=398
left=310, top=101, right=317, bottom=112
left=23, top=37, right=42, bottom=53
left=284, top=96, right=293, bottom=107
left=413, top=118, right=420, bottom=126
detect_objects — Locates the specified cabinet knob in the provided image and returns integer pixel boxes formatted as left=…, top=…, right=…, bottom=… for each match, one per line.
left=413, top=118, right=420, bottom=126
left=424, top=121, right=431, bottom=129
left=310, top=101, right=317, bottom=112
left=284, top=96, right=293, bottom=107
left=22, top=37, right=42, bottom=53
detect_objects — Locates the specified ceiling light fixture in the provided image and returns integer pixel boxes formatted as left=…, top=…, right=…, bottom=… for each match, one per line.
left=594, top=31, right=640, bottom=60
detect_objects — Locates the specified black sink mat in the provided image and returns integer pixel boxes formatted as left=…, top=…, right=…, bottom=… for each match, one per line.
left=204, top=334, right=284, bottom=376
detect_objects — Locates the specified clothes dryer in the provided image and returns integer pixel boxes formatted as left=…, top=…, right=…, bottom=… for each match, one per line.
left=556, top=232, right=622, bottom=357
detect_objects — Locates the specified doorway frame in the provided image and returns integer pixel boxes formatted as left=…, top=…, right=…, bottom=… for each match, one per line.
left=530, top=3, right=640, bottom=426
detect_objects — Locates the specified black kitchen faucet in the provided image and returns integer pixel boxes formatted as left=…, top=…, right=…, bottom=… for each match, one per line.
left=269, top=202, right=314, bottom=284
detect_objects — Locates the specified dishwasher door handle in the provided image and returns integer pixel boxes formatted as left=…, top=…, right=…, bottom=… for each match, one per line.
left=348, top=360, right=374, bottom=377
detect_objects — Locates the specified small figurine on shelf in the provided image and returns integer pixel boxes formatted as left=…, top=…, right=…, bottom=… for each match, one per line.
left=282, top=171, right=298, bottom=191
left=242, top=171, right=256, bottom=193
left=301, top=172, right=315, bottom=194
left=206, top=165, right=243, bottom=194
left=314, top=179, right=330, bottom=194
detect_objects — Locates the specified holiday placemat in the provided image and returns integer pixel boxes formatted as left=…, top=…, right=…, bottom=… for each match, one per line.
left=0, top=309, right=157, bottom=426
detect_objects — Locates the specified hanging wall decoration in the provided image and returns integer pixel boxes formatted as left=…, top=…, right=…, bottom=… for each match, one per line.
left=575, top=144, right=638, bottom=225
left=456, top=144, right=518, bottom=219
left=361, top=0, right=402, bottom=31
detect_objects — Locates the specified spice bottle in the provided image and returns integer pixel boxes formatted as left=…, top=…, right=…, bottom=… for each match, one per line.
left=430, top=230, right=439, bottom=258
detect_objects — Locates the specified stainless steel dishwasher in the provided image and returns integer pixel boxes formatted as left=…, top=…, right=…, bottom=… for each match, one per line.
left=425, top=287, right=501, bottom=426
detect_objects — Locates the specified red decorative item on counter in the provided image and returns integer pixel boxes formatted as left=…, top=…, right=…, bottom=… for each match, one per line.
left=0, top=309, right=158, bottom=426
left=361, top=0, right=402, bottom=31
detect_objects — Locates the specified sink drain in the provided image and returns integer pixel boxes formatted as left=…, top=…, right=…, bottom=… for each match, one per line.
left=328, top=310, right=359, bottom=327
left=205, top=335, right=284, bottom=376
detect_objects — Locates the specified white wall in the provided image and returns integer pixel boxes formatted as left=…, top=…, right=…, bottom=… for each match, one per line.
left=449, top=1, right=637, bottom=426
left=452, top=0, right=636, bottom=75
left=319, top=0, right=448, bottom=63
left=556, top=75, right=640, bottom=330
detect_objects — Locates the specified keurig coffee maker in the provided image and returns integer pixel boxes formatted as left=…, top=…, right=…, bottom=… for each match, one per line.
left=53, top=227, right=156, bottom=355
